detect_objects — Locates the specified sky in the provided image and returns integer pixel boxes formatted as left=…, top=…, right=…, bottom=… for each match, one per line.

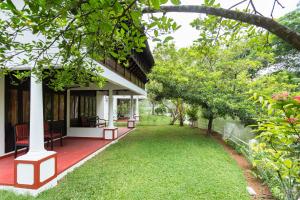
left=145, top=0, right=299, bottom=50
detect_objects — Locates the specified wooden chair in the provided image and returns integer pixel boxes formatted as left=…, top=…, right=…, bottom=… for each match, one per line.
left=87, top=116, right=97, bottom=127
left=44, top=122, right=63, bottom=150
left=96, top=116, right=107, bottom=128
left=14, top=124, right=29, bottom=158
left=98, top=119, right=107, bottom=127
left=80, top=116, right=90, bottom=127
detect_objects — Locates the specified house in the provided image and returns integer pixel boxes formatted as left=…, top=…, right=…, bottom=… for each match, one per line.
left=0, top=48, right=153, bottom=195
left=0, top=2, right=154, bottom=195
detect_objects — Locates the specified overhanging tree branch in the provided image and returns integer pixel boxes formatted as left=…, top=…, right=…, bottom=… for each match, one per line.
left=142, top=5, right=300, bottom=50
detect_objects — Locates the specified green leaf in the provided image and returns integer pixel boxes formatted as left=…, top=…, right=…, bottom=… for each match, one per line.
left=283, top=159, right=292, bottom=169
left=151, top=0, right=160, bottom=9
left=99, top=22, right=113, bottom=32
left=154, top=29, right=159, bottom=37
left=152, top=38, right=161, bottom=42
left=163, top=36, right=174, bottom=43
left=110, top=52, right=118, bottom=58
left=204, top=0, right=215, bottom=6
left=121, top=22, right=129, bottom=30
left=148, top=21, right=157, bottom=29
left=171, top=0, right=181, bottom=5
left=130, top=11, right=140, bottom=23
left=6, top=0, right=16, bottom=11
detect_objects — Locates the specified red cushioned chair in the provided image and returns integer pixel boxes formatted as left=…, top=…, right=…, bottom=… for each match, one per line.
left=14, top=124, right=29, bottom=158
left=44, top=122, right=63, bottom=150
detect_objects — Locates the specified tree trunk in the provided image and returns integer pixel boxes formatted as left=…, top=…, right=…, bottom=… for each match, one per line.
left=207, top=117, right=214, bottom=136
left=143, top=5, right=300, bottom=50
left=177, top=98, right=185, bottom=126
left=179, top=116, right=184, bottom=126
left=170, top=115, right=177, bottom=125
left=151, top=103, right=155, bottom=115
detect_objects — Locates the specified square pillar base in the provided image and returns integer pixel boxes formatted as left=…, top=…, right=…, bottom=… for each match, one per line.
left=103, top=127, right=118, bottom=140
left=14, top=151, right=57, bottom=190
left=127, top=120, right=136, bottom=128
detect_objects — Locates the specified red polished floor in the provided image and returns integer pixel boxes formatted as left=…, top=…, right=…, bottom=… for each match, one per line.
left=0, top=127, right=131, bottom=186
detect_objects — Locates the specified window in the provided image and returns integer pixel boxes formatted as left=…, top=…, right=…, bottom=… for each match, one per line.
left=43, top=92, right=65, bottom=122
left=59, top=95, right=65, bottom=120
left=5, top=75, right=31, bottom=153
left=70, top=91, right=96, bottom=127
left=22, top=90, right=30, bottom=123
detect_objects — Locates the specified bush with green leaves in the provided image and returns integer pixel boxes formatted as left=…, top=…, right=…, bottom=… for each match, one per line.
left=251, top=92, right=300, bottom=200
left=186, top=106, right=199, bottom=122
left=154, top=104, right=167, bottom=115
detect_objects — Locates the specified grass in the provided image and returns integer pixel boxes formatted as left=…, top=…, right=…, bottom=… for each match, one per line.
left=138, top=115, right=172, bottom=126
left=1, top=116, right=250, bottom=200
left=114, top=115, right=171, bottom=127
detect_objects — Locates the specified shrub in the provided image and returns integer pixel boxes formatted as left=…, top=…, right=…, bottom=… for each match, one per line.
left=154, top=105, right=167, bottom=115
left=186, top=106, right=199, bottom=121
left=251, top=92, right=300, bottom=200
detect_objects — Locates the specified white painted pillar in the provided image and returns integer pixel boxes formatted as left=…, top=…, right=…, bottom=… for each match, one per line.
left=96, top=92, right=105, bottom=119
left=28, top=74, right=46, bottom=153
left=113, top=96, right=117, bottom=120
left=130, top=95, right=134, bottom=120
left=108, top=89, right=114, bottom=128
left=104, top=96, right=108, bottom=120
left=135, top=97, right=139, bottom=119
left=15, top=73, right=57, bottom=191
left=0, top=77, right=5, bottom=155
left=66, top=89, right=70, bottom=130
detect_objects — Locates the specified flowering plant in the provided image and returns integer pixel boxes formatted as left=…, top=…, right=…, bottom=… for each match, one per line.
left=251, top=92, right=300, bottom=200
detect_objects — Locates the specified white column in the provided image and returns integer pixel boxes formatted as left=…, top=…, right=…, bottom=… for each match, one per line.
left=28, top=74, right=45, bottom=153
left=130, top=95, right=134, bottom=120
left=104, top=96, right=108, bottom=120
left=108, top=89, right=114, bottom=128
left=96, top=92, right=105, bottom=119
left=15, top=73, right=57, bottom=192
left=0, top=77, right=5, bottom=155
left=66, top=89, right=70, bottom=129
left=113, top=96, right=117, bottom=120
left=135, top=97, right=139, bottom=116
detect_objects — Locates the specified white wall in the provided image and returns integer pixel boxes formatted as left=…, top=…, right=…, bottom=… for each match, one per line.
left=67, top=127, right=104, bottom=138
left=0, top=77, right=5, bottom=155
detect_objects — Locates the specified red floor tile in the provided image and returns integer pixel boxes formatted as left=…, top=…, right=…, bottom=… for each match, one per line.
left=0, top=127, right=131, bottom=186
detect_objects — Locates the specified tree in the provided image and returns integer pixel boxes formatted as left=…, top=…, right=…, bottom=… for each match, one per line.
left=143, top=3, right=300, bottom=50
left=269, top=8, right=300, bottom=71
left=162, top=99, right=185, bottom=126
left=271, top=8, right=300, bottom=54
left=147, top=79, right=186, bottom=126
left=0, top=0, right=180, bottom=90
left=148, top=39, right=267, bottom=134
left=0, top=0, right=299, bottom=92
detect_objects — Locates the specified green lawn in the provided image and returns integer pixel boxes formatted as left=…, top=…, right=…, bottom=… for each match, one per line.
left=1, top=121, right=250, bottom=200
left=138, top=115, right=172, bottom=126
